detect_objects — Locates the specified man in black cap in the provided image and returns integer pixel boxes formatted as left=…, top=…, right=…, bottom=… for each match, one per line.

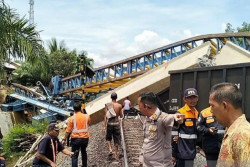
left=103, top=92, right=123, bottom=160
left=172, top=88, right=199, bottom=167
left=33, top=123, right=73, bottom=167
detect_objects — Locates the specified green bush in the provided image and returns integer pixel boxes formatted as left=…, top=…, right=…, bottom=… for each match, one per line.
left=2, top=120, right=49, bottom=160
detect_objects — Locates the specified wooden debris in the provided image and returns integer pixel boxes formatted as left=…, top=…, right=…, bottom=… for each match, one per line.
left=14, top=134, right=44, bottom=167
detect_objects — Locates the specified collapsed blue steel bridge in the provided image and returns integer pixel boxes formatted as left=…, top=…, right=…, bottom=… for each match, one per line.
left=2, top=32, right=250, bottom=121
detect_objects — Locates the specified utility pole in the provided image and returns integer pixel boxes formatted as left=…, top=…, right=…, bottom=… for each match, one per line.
left=29, top=0, right=34, bottom=25
left=80, top=55, right=86, bottom=110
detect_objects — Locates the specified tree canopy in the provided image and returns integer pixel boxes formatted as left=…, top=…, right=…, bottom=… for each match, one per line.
left=13, top=38, right=94, bottom=86
left=0, top=2, right=46, bottom=75
left=1, top=3, right=94, bottom=86
left=225, top=22, right=250, bottom=33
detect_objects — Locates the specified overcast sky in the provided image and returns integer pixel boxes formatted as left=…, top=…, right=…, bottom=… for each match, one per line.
left=5, top=0, right=250, bottom=67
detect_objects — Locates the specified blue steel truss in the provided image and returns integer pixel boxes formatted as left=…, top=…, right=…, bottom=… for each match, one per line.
left=56, top=32, right=250, bottom=94
left=9, top=94, right=68, bottom=115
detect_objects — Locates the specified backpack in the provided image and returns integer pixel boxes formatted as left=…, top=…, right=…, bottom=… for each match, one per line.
left=105, top=103, right=116, bottom=119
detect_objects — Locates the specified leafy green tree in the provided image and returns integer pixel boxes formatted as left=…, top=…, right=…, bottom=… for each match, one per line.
left=13, top=38, right=94, bottom=86
left=0, top=2, right=45, bottom=75
left=237, top=22, right=250, bottom=32
left=225, top=23, right=235, bottom=33
left=225, top=22, right=250, bottom=45
left=47, top=38, right=67, bottom=54
left=50, top=49, right=78, bottom=77
left=225, top=22, right=250, bottom=33
left=78, top=51, right=94, bottom=66
left=12, top=60, right=52, bottom=86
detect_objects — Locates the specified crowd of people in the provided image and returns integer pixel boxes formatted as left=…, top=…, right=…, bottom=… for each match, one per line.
left=1, top=82, right=245, bottom=167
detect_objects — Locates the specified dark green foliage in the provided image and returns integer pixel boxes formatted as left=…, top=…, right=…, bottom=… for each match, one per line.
left=50, top=50, right=78, bottom=77
left=224, top=22, right=250, bottom=45
left=225, top=23, right=235, bottom=33
left=237, top=22, right=250, bottom=32
left=225, top=22, right=250, bottom=33
left=0, top=2, right=45, bottom=76
left=12, top=60, right=52, bottom=86
left=2, top=120, right=49, bottom=160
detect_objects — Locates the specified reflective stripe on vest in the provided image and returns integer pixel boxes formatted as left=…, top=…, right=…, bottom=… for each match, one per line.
left=179, top=133, right=197, bottom=139
left=217, top=130, right=225, bottom=134
left=72, top=114, right=88, bottom=133
left=172, top=131, right=178, bottom=136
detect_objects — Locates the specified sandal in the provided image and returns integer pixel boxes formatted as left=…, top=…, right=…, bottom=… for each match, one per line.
left=108, top=152, right=113, bottom=157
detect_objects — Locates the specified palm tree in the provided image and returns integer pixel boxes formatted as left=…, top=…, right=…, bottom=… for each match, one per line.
left=0, top=2, right=45, bottom=75
left=78, top=51, right=94, bottom=67
left=47, top=38, right=67, bottom=54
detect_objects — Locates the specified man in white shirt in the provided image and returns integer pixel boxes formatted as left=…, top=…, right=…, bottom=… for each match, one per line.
left=123, top=97, right=132, bottom=118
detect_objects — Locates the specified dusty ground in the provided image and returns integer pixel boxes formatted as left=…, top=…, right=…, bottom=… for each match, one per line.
left=56, top=118, right=206, bottom=167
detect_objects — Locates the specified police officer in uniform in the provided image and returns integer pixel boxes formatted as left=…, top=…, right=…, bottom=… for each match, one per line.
left=138, top=92, right=184, bottom=167
left=172, top=88, right=199, bottom=167
left=197, top=107, right=225, bottom=167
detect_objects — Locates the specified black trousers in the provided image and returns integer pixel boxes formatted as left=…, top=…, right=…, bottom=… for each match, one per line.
left=177, top=159, right=194, bottom=167
left=205, top=152, right=219, bottom=167
left=71, top=138, right=89, bottom=167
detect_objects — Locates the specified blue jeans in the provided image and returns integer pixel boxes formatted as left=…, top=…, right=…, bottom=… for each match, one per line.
left=71, top=138, right=89, bottom=167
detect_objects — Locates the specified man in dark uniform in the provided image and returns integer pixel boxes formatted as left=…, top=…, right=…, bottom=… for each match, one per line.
left=172, top=88, right=199, bottom=167
left=197, top=107, right=225, bottom=167
left=33, top=123, right=73, bottom=167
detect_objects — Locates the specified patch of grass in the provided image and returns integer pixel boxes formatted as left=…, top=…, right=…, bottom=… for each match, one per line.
left=2, top=120, right=49, bottom=160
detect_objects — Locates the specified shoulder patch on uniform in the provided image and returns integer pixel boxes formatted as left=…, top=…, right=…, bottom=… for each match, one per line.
left=160, top=112, right=168, bottom=118
left=201, top=108, right=212, bottom=117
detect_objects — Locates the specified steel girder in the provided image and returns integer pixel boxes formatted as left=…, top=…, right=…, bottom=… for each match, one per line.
left=55, top=33, right=250, bottom=94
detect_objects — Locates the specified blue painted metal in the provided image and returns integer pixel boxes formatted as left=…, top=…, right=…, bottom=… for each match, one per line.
left=1, top=100, right=27, bottom=112
left=54, top=33, right=250, bottom=94
left=9, top=33, right=250, bottom=96
left=14, top=86, right=37, bottom=99
left=32, top=111, right=57, bottom=122
left=49, top=33, right=250, bottom=95
left=5, top=33, right=250, bottom=121
left=9, top=94, right=68, bottom=115
left=51, top=75, right=63, bottom=95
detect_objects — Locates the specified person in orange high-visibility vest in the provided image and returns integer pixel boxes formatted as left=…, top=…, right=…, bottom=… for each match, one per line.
left=197, top=107, right=225, bottom=167
left=63, top=102, right=91, bottom=167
